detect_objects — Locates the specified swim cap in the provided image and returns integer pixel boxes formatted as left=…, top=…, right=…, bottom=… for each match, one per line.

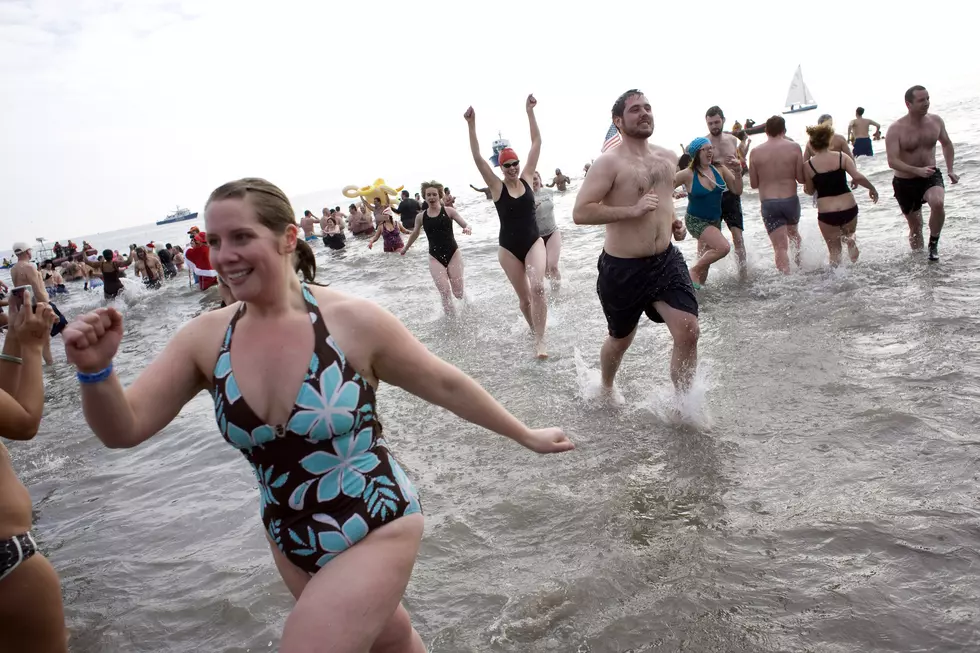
left=498, top=148, right=519, bottom=165
left=687, top=137, right=710, bottom=157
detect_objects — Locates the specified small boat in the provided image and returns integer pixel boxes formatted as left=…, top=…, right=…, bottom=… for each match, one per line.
left=156, top=206, right=199, bottom=226
left=782, top=65, right=818, bottom=114
left=489, top=132, right=511, bottom=167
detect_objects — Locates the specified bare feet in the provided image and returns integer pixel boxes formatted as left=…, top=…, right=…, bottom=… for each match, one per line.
left=535, top=340, right=549, bottom=359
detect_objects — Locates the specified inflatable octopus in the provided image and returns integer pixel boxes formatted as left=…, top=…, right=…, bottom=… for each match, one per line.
left=342, top=178, right=405, bottom=206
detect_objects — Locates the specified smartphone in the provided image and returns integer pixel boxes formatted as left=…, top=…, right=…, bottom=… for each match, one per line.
left=9, top=285, right=33, bottom=312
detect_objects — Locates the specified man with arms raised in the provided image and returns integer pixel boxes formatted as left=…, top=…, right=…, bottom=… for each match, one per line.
left=705, top=106, right=747, bottom=275
left=573, top=90, right=698, bottom=393
left=886, top=85, right=959, bottom=261
left=848, top=107, right=881, bottom=158
left=749, top=116, right=805, bottom=274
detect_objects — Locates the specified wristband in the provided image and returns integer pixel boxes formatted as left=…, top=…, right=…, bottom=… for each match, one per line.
left=77, top=363, right=113, bottom=385
left=0, top=354, right=22, bottom=365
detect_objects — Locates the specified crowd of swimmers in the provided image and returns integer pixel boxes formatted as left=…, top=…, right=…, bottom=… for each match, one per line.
left=0, top=83, right=960, bottom=652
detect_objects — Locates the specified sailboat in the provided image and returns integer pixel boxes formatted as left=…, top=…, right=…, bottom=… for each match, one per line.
left=782, top=65, right=818, bottom=115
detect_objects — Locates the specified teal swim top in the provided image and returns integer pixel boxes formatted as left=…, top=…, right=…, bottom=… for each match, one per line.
left=686, top=166, right=726, bottom=220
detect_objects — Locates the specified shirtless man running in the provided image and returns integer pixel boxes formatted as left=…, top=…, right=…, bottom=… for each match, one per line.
left=705, top=106, right=747, bottom=275
left=886, top=85, right=959, bottom=261
left=848, top=107, right=881, bottom=158
left=749, top=115, right=805, bottom=274
left=573, top=90, right=698, bottom=392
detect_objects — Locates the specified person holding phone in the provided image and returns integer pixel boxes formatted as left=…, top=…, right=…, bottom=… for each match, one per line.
left=8, top=243, right=68, bottom=365
left=0, top=296, right=68, bottom=652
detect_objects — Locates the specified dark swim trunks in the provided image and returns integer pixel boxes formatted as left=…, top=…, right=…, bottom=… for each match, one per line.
left=892, top=169, right=944, bottom=215
left=596, top=245, right=698, bottom=339
left=760, top=196, right=801, bottom=234
left=853, top=137, right=873, bottom=157
left=720, top=190, right=743, bottom=231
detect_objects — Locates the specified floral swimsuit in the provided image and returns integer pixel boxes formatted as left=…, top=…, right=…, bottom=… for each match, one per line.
left=212, top=285, right=421, bottom=574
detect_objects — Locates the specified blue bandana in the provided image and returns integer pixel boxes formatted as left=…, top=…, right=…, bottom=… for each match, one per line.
left=687, top=137, right=710, bottom=157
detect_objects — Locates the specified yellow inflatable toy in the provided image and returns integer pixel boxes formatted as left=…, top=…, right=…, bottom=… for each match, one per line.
left=342, top=178, right=405, bottom=206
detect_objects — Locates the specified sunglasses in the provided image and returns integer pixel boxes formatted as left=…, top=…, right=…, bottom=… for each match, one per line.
left=502, top=161, right=520, bottom=169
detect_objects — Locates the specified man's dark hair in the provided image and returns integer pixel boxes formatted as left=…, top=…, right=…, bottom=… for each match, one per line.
left=705, top=106, right=725, bottom=120
left=765, top=115, right=786, bottom=137
left=165, top=243, right=172, bottom=248
left=905, top=85, right=926, bottom=104
left=612, top=89, right=644, bottom=120
left=677, top=153, right=691, bottom=170
left=856, top=107, right=865, bottom=116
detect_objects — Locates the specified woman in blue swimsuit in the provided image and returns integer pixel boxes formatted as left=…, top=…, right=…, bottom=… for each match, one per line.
left=61, top=178, right=574, bottom=653
left=465, top=95, right=550, bottom=358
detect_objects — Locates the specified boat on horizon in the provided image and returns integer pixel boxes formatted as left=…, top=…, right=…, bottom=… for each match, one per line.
left=156, top=206, right=199, bottom=226
left=489, top=132, right=510, bottom=167
left=782, top=65, right=818, bottom=115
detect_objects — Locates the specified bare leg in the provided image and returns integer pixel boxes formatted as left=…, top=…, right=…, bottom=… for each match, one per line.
left=544, top=231, right=562, bottom=292
left=787, top=224, right=803, bottom=268
left=600, top=328, right=637, bottom=389
left=42, top=342, right=53, bottom=365
left=818, top=221, right=844, bottom=267
left=904, top=209, right=924, bottom=250
left=924, top=186, right=946, bottom=239
left=446, top=250, right=465, bottom=301
left=499, top=242, right=549, bottom=358
left=0, top=554, right=68, bottom=653
left=427, top=257, right=454, bottom=314
left=653, top=302, right=700, bottom=391
left=498, top=248, right=532, bottom=328
left=278, top=514, right=426, bottom=653
left=729, top=227, right=747, bottom=279
left=689, top=226, right=731, bottom=285
left=841, top=217, right=860, bottom=262
left=767, top=225, right=791, bottom=274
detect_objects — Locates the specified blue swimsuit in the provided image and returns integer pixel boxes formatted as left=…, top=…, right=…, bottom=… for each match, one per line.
left=212, top=285, right=421, bottom=574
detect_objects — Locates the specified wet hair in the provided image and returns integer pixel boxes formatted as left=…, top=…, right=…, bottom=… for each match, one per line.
left=806, top=123, right=835, bottom=151
left=420, top=180, right=445, bottom=198
left=677, top=153, right=691, bottom=170
left=705, top=106, right=725, bottom=120
left=611, top=89, right=643, bottom=120
left=165, top=243, right=172, bottom=249
left=444, top=187, right=451, bottom=194
left=348, top=203, right=357, bottom=211
left=334, top=206, right=340, bottom=212
left=905, top=85, right=926, bottom=104
left=102, top=248, right=113, bottom=260
left=205, top=178, right=295, bottom=235
left=303, top=210, right=313, bottom=217
left=856, top=106, right=865, bottom=116
left=293, top=238, right=322, bottom=284
left=765, top=115, right=786, bottom=137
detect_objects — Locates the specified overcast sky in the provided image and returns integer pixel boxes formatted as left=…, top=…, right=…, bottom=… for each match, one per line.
left=2, top=0, right=975, bottom=246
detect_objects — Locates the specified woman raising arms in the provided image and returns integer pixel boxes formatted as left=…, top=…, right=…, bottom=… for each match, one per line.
left=401, top=181, right=472, bottom=314
left=465, top=94, right=549, bottom=358
left=61, top=178, right=572, bottom=653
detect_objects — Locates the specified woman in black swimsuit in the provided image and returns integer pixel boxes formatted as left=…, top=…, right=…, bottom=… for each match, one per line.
left=401, top=181, right=472, bottom=314
left=85, top=249, right=132, bottom=300
left=465, top=94, right=549, bottom=358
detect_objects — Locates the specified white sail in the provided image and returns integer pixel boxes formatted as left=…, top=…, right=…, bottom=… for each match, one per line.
left=784, top=65, right=816, bottom=108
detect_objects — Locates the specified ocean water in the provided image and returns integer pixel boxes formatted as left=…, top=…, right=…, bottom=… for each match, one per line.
left=4, top=93, right=980, bottom=652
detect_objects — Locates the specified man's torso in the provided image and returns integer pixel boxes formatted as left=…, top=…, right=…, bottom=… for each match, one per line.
left=890, top=114, right=941, bottom=176
left=709, top=132, right=741, bottom=173
left=602, top=144, right=678, bottom=258
left=11, top=262, right=49, bottom=303
left=852, top=118, right=872, bottom=139
left=753, top=139, right=801, bottom=200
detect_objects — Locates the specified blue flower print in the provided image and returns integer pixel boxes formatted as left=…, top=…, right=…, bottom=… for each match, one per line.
left=288, top=428, right=380, bottom=508
left=302, top=284, right=317, bottom=306
left=363, top=475, right=400, bottom=519
left=267, top=518, right=283, bottom=549
left=226, top=423, right=276, bottom=452
left=286, top=362, right=361, bottom=442
left=311, top=513, right=369, bottom=568
left=255, top=464, right=289, bottom=513
left=287, top=525, right=318, bottom=558
left=213, top=351, right=242, bottom=404
left=389, top=454, right=421, bottom=515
